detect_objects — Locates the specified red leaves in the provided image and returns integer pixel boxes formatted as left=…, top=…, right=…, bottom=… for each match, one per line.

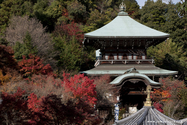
left=0, top=88, right=28, bottom=124
left=53, top=22, right=84, bottom=43
left=60, top=73, right=99, bottom=123
left=0, top=45, right=19, bottom=73
left=27, top=93, right=43, bottom=113
left=62, top=22, right=84, bottom=42
left=18, top=54, right=54, bottom=77
left=0, top=72, right=99, bottom=124
left=62, top=73, right=97, bottom=106
left=153, top=102, right=163, bottom=113
left=1, top=88, right=26, bottom=104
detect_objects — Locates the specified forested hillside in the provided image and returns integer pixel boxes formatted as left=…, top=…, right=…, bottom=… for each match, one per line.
left=0, top=0, right=187, bottom=124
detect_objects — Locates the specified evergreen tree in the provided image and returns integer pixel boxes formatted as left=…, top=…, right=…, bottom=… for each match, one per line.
left=67, top=0, right=87, bottom=23
left=13, top=32, right=37, bottom=61
left=162, top=3, right=187, bottom=44
left=139, top=0, right=167, bottom=30
left=177, top=0, right=187, bottom=47
left=53, top=36, right=82, bottom=72
left=84, top=0, right=140, bottom=32
left=33, top=0, right=53, bottom=31
left=84, top=8, right=116, bottom=33
left=147, top=39, right=187, bottom=81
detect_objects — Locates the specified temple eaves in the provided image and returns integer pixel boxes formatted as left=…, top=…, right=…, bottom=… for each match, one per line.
left=80, top=64, right=178, bottom=76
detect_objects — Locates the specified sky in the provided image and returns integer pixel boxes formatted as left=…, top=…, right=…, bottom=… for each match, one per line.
left=136, top=0, right=182, bottom=8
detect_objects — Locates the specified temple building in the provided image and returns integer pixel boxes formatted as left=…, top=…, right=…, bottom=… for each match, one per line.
left=81, top=2, right=178, bottom=113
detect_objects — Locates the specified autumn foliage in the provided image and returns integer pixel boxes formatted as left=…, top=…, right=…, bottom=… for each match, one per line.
left=0, top=73, right=101, bottom=124
left=0, top=45, right=18, bottom=72
left=18, top=54, right=54, bottom=77
left=152, top=78, right=186, bottom=102
left=53, top=21, right=84, bottom=43
left=151, top=77, right=187, bottom=118
left=62, top=73, right=97, bottom=105
left=0, top=45, right=20, bottom=86
left=153, top=102, right=163, bottom=113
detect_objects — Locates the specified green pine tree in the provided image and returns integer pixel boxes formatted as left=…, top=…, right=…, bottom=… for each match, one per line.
left=53, top=36, right=82, bottom=72
left=162, top=3, right=187, bottom=44
left=147, top=39, right=187, bottom=81
left=139, top=0, right=167, bottom=30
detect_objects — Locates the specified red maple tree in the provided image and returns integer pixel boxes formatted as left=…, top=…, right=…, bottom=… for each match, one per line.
left=18, top=54, right=54, bottom=77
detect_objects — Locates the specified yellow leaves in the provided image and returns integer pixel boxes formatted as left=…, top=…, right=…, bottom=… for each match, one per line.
left=0, top=70, right=10, bottom=85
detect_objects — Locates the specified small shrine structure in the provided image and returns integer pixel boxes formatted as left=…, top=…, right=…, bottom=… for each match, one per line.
left=81, top=2, right=178, bottom=112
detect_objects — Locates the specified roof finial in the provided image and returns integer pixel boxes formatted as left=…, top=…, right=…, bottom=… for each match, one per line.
left=119, top=2, right=126, bottom=12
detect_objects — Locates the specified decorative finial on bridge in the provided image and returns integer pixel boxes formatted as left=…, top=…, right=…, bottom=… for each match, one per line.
left=119, top=2, right=126, bottom=12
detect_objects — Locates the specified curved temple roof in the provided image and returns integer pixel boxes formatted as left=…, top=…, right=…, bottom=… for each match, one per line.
left=85, top=12, right=170, bottom=39
left=110, top=73, right=161, bottom=86
left=114, top=106, right=185, bottom=125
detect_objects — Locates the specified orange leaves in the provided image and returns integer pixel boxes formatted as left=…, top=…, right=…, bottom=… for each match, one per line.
left=152, top=77, right=187, bottom=115
left=152, top=88, right=171, bottom=102
left=152, top=77, right=186, bottom=102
